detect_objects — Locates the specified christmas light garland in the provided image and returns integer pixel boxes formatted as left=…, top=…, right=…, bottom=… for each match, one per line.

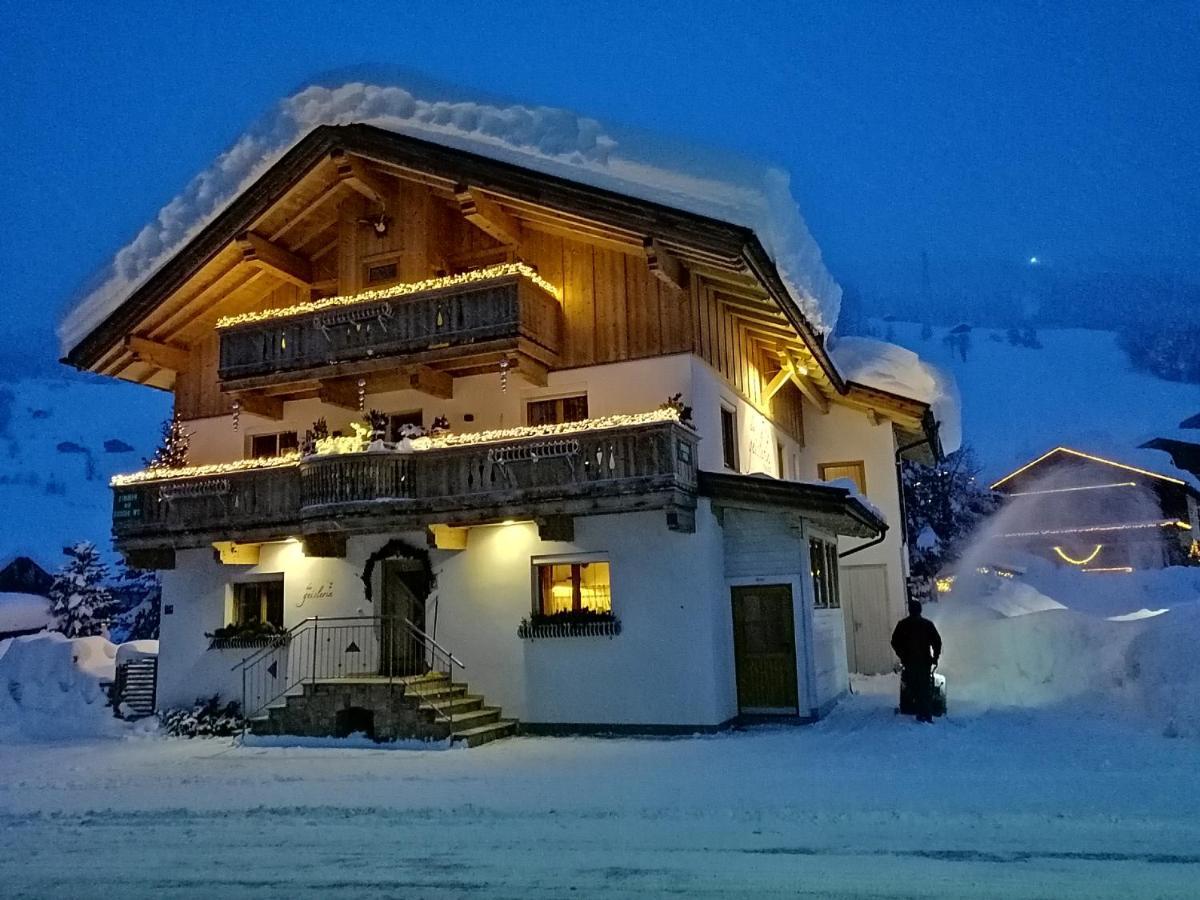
left=215, top=263, right=560, bottom=329
left=113, top=409, right=685, bottom=485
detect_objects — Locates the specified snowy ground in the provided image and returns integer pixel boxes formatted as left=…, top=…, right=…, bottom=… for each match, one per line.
left=2, top=681, right=1199, bottom=899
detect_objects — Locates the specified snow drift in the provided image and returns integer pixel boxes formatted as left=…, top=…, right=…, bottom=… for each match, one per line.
left=60, top=74, right=841, bottom=354
left=0, top=633, right=126, bottom=742
left=931, top=565, right=1200, bottom=737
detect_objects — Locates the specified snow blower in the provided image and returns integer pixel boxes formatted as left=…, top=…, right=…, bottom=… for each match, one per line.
left=898, top=664, right=947, bottom=718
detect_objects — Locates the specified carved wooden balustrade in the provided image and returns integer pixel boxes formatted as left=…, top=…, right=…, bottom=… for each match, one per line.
left=217, top=274, right=561, bottom=384
left=111, top=420, right=698, bottom=550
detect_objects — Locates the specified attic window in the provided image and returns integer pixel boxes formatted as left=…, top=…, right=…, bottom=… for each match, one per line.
left=367, top=262, right=398, bottom=284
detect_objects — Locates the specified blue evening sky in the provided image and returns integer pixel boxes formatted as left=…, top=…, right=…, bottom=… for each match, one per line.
left=1, top=1, right=1197, bottom=373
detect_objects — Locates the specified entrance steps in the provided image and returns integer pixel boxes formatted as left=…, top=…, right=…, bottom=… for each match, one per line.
left=249, top=672, right=517, bottom=748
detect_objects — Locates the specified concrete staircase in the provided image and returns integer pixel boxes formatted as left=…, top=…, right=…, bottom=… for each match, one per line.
left=250, top=672, right=517, bottom=748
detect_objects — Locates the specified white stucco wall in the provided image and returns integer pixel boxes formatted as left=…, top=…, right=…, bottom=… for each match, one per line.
left=432, top=501, right=734, bottom=727
left=183, top=355, right=695, bottom=466
left=797, top=401, right=908, bottom=671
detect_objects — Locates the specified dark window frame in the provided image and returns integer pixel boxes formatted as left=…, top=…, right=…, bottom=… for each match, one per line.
left=527, top=394, right=589, bottom=427
left=232, top=578, right=285, bottom=627
left=720, top=404, right=739, bottom=471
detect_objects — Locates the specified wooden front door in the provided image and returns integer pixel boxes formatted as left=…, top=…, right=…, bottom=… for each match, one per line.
left=731, top=584, right=799, bottom=714
left=380, top=560, right=427, bottom=677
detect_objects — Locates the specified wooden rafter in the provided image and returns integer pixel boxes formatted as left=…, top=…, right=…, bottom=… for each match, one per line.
left=454, top=184, right=522, bottom=247
left=232, top=393, right=284, bottom=421
left=318, top=380, right=363, bottom=410
left=777, top=345, right=829, bottom=413
left=125, top=336, right=188, bottom=373
left=404, top=366, right=454, bottom=399
left=236, top=232, right=312, bottom=289
left=331, top=150, right=392, bottom=206
left=643, top=236, right=685, bottom=292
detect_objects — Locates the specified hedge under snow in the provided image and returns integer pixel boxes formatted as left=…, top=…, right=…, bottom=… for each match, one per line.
left=59, top=76, right=841, bottom=355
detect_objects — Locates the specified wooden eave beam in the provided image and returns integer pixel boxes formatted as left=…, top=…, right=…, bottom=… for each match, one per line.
left=454, top=184, right=522, bottom=247
left=643, top=237, right=685, bottom=292
left=232, top=393, right=284, bottom=420
left=405, top=366, right=454, bottom=400
left=236, top=232, right=312, bottom=289
left=777, top=346, right=829, bottom=414
left=318, top=380, right=363, bottom=410
left=125, top=336, right=188, bottom=373
left=331, top=150, right=392, bottom=206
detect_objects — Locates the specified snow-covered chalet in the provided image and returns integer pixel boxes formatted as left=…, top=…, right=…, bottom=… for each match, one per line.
left=60, top=83, right=954, bottom=744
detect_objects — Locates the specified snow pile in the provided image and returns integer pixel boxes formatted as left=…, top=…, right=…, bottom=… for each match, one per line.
left=0, top=633, right=125, bottom=741
left=0, top=592, right=54, bottom=635
left=829, top=336, right=962, bottom=453
left=930, top=566, right=1200, bottom=736
left=60, top=75, right=840, bottom=354
left=115, top=639, right=159, bottom=668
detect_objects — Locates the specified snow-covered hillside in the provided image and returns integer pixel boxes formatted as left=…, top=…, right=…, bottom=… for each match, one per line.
left=850, top=322, right=1198, bottom=481
left=0, top=377, right=168, bottom=569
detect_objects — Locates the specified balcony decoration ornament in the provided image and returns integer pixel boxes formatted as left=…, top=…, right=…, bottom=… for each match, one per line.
left=231, top=399, right=241, bottom=431
left=499, top=358, right=509, bottom=393
left=356, top=378, right=367, bottom=411
left=214, top=262, right=560, bottom=329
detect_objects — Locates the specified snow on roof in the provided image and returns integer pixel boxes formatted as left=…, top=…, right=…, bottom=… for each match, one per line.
left=0, top=593, right=54, bottom=636
left=59, top=75, right=841, bottom=355
left=828, top=336, right=962, bottom=454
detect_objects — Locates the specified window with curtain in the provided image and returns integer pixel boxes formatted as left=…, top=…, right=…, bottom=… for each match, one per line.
left=232, top=578, right=285, bottom=627
left=527, top=394, right=589, bottom=426
left=534, top=560, right=612, bottom=616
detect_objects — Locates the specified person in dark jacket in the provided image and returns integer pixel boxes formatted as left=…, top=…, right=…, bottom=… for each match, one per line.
left=891, top=599, right=942, bottom=723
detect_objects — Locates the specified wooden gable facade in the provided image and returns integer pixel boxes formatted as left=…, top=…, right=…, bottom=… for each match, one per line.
left=62, top=124, right=955, bottom=458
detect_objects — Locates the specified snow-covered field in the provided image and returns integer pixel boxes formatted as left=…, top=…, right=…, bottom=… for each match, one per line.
left=1, top=683, right=1198, bottom=899
left=850, top=322, right=1198, bottom=482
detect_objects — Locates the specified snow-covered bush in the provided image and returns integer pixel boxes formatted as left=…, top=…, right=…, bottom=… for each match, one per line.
left=159, top=695, right=242, bottom=738
left=47, top=542, right=118, bottom=638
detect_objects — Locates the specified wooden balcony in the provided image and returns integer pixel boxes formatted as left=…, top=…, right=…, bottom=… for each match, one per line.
left=112, top=419, right=698, bottom=554
left=216, top=271, right=562, bottom=390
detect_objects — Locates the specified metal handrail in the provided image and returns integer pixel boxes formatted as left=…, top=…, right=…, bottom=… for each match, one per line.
left=235, top=614, right=466, bottom=730
left=403, top=617, right=465, bottom=670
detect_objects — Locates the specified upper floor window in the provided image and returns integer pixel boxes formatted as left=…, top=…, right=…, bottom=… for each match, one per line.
left=249, top=431, right=298, bottom=459
left=819, top=460, right=867, bottom=495
left=388, top=410, right=424, bottom=441
left=527, top=394, right=588, bottom=427
left=720, top=405, right=738, bottom=470
left=232, top=578, right=284, bottom=627
left=809, top=538, right=841, bottom=609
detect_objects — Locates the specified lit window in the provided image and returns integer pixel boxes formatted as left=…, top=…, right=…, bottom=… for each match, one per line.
left=534, top=560, right=612, bottom=616
left=819, top=460, right=867, bottom=495
left=527, top=394, right=588, bottom=426
left=249, top=431, right=298, bottom=459
left=720, top=405, right=738, bottom=470
left=232, top=579, right=284, bottom=627
left=809, top=538, right=841, bottom=609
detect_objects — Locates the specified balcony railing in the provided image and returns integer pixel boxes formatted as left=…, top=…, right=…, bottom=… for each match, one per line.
left=111, top=419, right=698, bottom=547
left=217, top=273, right=561, bottom=384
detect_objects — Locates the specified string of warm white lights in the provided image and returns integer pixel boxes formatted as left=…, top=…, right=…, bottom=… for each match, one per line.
left=1052, top=544, right=1103, bottom=566
left=1002, top=520, right=1190, bottom=538
left=215, top=263, right=560, bottom=329
left=113, top=409, right=685, bottom=485
left=111, top=452, right=302, bottom=486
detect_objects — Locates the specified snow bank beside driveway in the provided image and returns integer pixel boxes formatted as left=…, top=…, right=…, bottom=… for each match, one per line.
left=0, top=633, right=128, bottom=742
left=931, top=566, right=1200, bottom=736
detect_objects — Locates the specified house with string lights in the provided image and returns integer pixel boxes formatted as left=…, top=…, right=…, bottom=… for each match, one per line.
left=990, top=447, right=1200, bottom=573
left=60, top=86, right=954, bottom=743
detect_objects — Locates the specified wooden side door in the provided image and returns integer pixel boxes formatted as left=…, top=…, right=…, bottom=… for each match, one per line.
left=731, top=584, right=799, bottom=714
left=841, top=564, right=892, bottom=675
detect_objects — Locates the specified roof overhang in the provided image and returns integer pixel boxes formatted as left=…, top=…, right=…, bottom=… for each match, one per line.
left=62, top=123, right=845, bottom=394
left=698, top=471, right=886, bottom=539
left=844, top=381, right=942, bottom=464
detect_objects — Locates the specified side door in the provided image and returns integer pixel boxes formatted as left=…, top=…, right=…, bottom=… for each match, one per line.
left=731, top=584, right=799, bottom=714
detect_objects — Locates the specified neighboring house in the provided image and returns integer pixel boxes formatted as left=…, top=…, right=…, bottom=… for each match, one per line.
left=991, top=447, right=1200, bottom=571
left=61, top=107, right=949, bottom=742
left=0, top=556, right=53, bottom=597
